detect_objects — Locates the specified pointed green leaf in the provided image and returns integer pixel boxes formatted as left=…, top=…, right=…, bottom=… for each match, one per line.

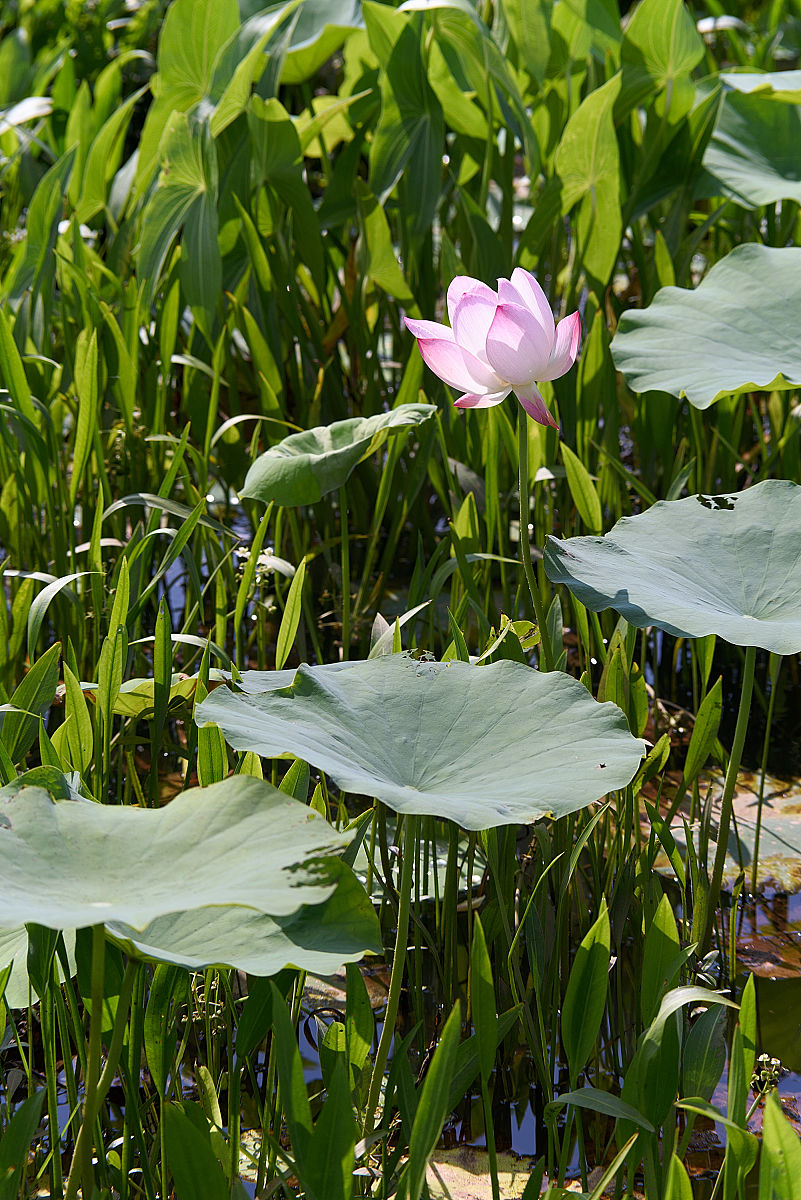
left=761, top=1090, right=801, bottom=1198
left=164, top=1102, right=230, bottom=1200
left=402, top=1002, right=462, bottom=1200
left=562, top=443, right=602, bottom=534
left=562, top=899, right=610, bottom=1085
left=1, top=642, right=61, bottom=764
left=641, top=894, right=680, bottom=1027
left=470, top=914, right=496, bottom=1084
left=276, top=558, right=307, bottom=671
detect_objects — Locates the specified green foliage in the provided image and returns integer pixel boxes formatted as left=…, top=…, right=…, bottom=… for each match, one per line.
left=2, top=0, right=801, bottom=1194
left=612, top=244, right=801, bottom=407
left=197, top=655, right=646, bottom=828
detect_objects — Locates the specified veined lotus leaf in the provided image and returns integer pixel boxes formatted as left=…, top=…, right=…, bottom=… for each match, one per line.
left=699, top=86, right=801, bottom=208
left=610, top=244, right=801, bottom=407
left=105, top=859, right=380, bottom=976
left=240, top=404, right=436, bottom=506
left=0, top=778, right=350, bottom=931
left=195, top=656, right=646, bottom=830
left=229, top=660, right=357, bottom=694
left=545, top=481, right=801, bottom=654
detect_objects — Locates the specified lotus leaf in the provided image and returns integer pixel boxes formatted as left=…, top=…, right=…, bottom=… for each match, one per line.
left=0, top=778, right=350, bottom=930
left=610, top=244, right=801, bottom=407
left=0, top=926, right=26, bottom=1001
left=105, top=860, right=380, bottom=976
left=196, top=656, right=646, bottom=830
left=241, top=404, right=436, bottom=506
left=544, top=481, right=801, bottom=654
left=0, top=927, right=77, bottom=1010
left=228, top=659, right=356, bottom=694
left=699, top=86, right=801, bottom=208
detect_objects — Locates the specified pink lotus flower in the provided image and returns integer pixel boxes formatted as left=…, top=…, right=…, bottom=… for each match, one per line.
left=405, top=270, right=581, bottom=429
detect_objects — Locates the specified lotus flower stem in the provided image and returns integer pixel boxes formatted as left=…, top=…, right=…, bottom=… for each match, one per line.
left=518, top=413, right=554, bottom=671
left=700, top=644, right=757, bottom=959
left=751, top=652, right=781, bottom=896
left=363, top=812, right=419, bottom=1137
left=339, top=485, right=351, bottom=660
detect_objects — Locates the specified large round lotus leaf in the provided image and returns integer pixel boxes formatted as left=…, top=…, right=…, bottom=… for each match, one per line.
left=240, top=404, right=436, bottom=506
left=544, top=480, right=801, bottom=653
left=0, top=778, right=350, bottom=931
left=699, top=87, right=801, bottom=208
left=195, top=656, right=646, bottom=830
left=105, top=860, right=381, bottom=976
left=610, top=244, right=801, bottom=408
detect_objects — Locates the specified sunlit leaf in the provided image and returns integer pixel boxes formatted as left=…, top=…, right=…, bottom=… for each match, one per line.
left=0, top=926, right=76, bottom=1010
left=138, top=111, right=220, bottom=316
left=545, top=480, right=801, bottom=653
left=241, top=404, right=436, bottom=505
left=365, top=5, right=445, bottom=234
left=611, top=244, right=801, bottom=407
left=555, top=75, right=621, bottom=291
left=273, top=0, right=363, bottom=84
left=107, top=859, right=380, bottom=976
left=0, top=777, right=349, bottom=929
left=196, top=656, right=646, bottom=830
left=617, top=0, right=704, bottom=122
left=718, top=70, right=801, bottom=103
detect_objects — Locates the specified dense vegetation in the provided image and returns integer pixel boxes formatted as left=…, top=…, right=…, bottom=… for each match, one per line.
left=1, top=0, right=801, bottom=1195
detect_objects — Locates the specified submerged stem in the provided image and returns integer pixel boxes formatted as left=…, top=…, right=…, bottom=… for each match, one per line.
left=517, top=413, right=553, bottom=671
